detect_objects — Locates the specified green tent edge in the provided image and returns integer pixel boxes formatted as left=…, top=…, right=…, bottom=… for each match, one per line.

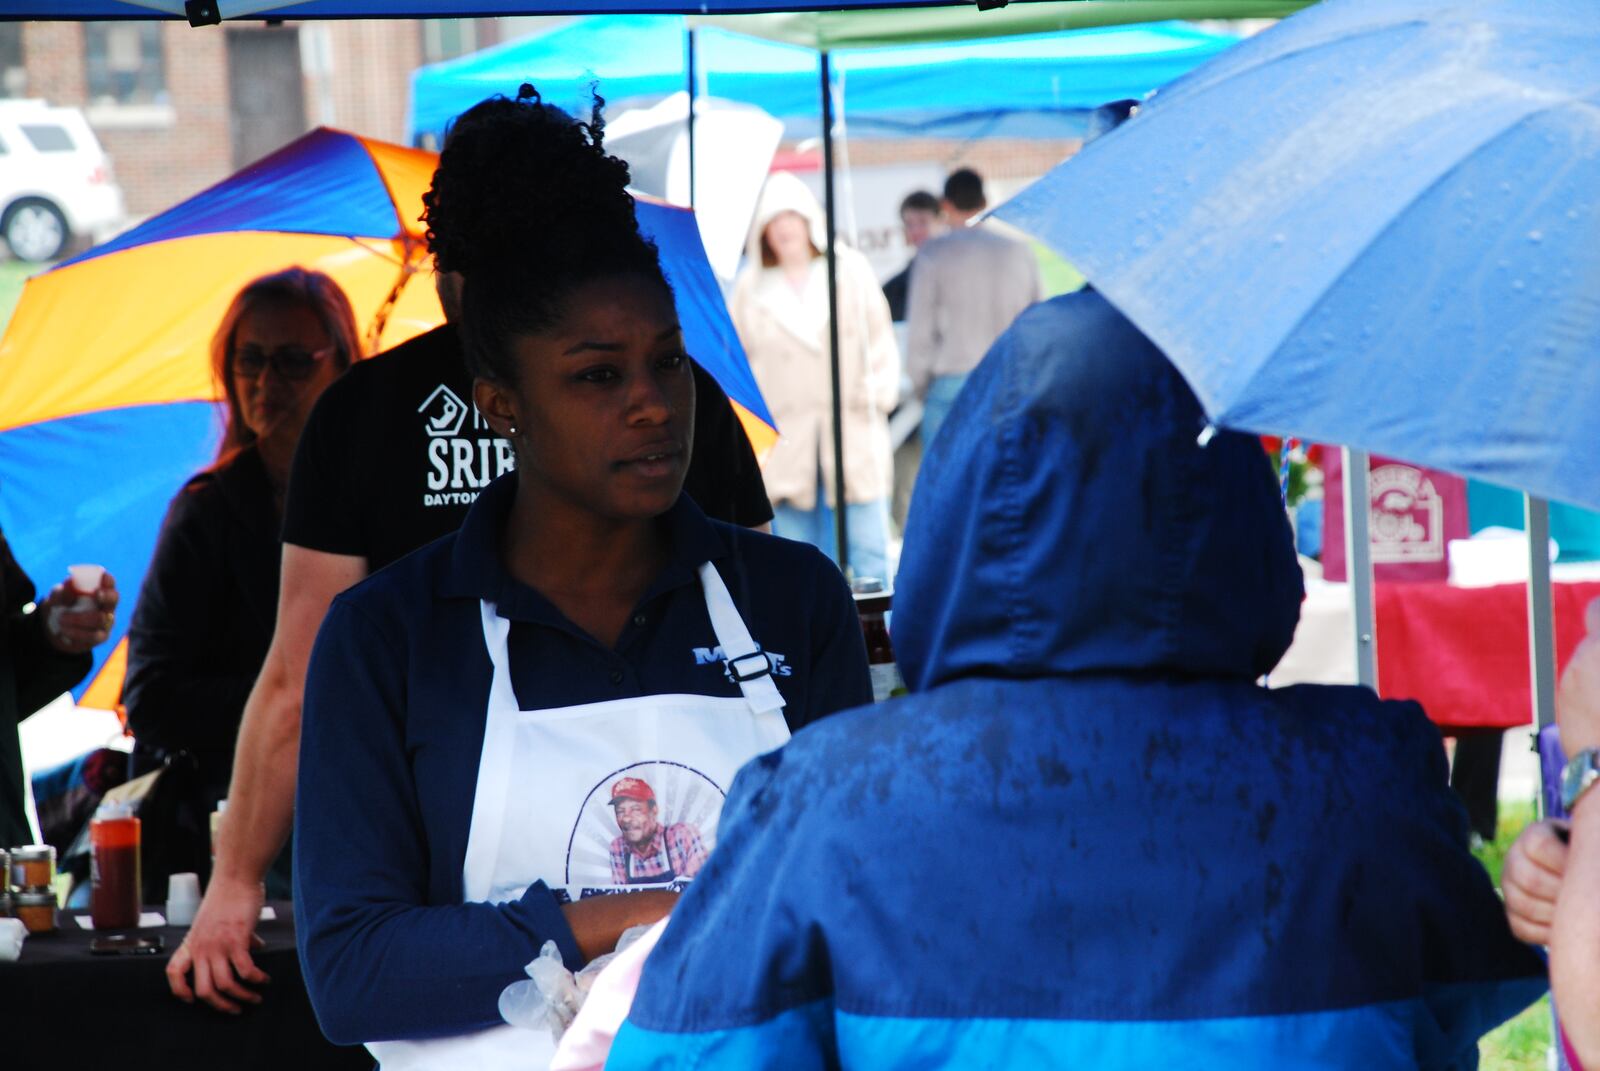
left=690, top=0, right=1315, bottom=50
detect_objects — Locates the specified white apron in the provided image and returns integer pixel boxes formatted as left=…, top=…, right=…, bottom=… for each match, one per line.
left=369, top=562, right=791, bottom=1070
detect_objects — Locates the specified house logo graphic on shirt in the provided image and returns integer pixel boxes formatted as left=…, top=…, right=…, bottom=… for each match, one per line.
left=418, top=384, right=469, bottom=438
left=418, top=384, right=516, bottom=508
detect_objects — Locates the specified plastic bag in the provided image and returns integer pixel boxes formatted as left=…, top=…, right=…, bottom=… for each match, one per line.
left=500, top=924, right=655, bottom=1044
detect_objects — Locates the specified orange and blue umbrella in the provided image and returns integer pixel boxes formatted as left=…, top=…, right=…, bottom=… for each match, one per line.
left=0, top=126, right=773, bottom=708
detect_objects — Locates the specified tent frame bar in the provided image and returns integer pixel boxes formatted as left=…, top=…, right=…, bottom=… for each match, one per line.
left=820, top=50, right=851, bottom=578
left=1343, top=447, right=1377, bottom=689
left=685, top=26, right=698, bottom=209
left=1528, top=494, right=1557, bottom=729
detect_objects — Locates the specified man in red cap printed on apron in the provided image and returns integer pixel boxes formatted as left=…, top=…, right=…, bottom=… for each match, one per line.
left=608, top=776, right=707, bottom=886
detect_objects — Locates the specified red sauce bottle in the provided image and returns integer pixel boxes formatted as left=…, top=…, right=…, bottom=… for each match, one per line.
left=90, top=801, right=142, bottom=931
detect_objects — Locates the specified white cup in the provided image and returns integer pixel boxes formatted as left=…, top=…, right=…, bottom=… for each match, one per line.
left=67, top=564, right=105, bottom=612
left=166, top=872, right=201, bottom=927
left=67, top=563, right=105, bottom=595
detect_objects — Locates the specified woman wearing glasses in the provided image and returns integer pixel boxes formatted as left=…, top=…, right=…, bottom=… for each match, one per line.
left=123, top=268, right=360, bottom=896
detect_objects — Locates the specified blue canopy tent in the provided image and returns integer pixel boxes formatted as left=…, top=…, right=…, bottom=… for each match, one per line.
left=409, top=16, right=1239, bottom=144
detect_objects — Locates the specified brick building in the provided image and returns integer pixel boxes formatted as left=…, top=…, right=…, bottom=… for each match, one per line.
left=0, top=18, right=515, bottom=216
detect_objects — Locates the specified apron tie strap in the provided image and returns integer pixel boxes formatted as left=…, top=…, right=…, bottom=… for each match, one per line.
left=698, top=562, right=787, bottom=716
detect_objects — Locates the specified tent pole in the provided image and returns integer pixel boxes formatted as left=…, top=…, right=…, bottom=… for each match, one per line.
left=1343, top=447, right=1377, bottom=689
left=821, top=50, right=850, bottom=579
left=1527, top=494, right=1557, bottom=730
left=685, top=26, right=698, bottom=210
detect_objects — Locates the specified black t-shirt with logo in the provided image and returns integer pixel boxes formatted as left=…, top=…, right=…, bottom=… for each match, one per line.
left=282, top=325, right=773, bottom=572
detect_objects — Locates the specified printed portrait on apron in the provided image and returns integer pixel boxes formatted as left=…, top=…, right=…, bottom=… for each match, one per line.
left=564, top=765, right=725, bottom=892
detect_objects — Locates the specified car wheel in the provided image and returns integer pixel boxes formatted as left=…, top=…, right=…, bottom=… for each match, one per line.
left=2, top=198, right=69, bottom=262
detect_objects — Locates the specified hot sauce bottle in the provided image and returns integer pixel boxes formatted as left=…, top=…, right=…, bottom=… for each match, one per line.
left=90, top=800, right=141, bottom=931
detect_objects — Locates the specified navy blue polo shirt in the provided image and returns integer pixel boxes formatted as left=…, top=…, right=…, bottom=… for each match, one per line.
left=294, top=474, right=871, bottom=1046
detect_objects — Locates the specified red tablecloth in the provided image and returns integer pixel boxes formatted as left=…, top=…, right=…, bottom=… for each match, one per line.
left=1375, top=580, right=1600, bottom=729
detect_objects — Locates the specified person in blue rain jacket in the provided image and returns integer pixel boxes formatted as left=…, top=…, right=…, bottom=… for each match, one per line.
left=608, top=287, right=1547, bottom=1071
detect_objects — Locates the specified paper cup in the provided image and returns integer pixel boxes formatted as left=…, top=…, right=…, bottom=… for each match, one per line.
left=166, top=872, right=201, bottom=927
left=68, top=564, right=105, bottom=595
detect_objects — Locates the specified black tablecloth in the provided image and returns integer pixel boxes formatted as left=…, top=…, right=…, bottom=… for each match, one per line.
left=0, top=901, right=372, bottom=1069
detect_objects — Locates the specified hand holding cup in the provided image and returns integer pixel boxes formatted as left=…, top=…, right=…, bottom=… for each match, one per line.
left=41, top=564, right=118, bottom=655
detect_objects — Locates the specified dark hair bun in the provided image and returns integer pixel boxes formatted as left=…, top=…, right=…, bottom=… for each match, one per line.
left=421, top=86, right=671, bottom=383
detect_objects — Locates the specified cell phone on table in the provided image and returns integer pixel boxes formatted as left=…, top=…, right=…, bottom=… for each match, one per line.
left=89, top=933, right=165, bottom=956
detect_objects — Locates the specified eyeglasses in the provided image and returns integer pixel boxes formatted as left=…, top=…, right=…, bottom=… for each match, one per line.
left=232, top=345, right=336, bottom=382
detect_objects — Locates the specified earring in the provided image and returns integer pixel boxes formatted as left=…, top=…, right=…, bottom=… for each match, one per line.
left=508, top=423, right=519, bottom=436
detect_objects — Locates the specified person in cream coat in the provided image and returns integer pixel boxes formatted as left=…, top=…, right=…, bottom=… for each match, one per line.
left=729, top=172, right=899, bottom=584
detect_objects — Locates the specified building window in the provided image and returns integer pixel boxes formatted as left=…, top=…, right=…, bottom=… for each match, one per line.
left=422, top=19, right=479, bottom=64
left=85, top=23, right=167, bottom=108
left=0, top=25, right=24, bottom=98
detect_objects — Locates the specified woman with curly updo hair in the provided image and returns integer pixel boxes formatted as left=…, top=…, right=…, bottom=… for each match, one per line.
left=293, top=87, right=873, bottom=1067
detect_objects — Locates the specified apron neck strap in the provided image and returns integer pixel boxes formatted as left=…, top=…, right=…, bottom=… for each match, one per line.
left=476, top=569, right=787, bottom=718
left=697, top=562, right=787, bottom=716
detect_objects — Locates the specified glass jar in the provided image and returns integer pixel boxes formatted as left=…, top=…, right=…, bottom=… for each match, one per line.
left=13, top=890, right=56, bottom=934
left=9, top=845, right=55, bottom=891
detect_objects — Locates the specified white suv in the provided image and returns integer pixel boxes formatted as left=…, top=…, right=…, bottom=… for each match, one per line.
left=0, top=100, right=126, bottom=262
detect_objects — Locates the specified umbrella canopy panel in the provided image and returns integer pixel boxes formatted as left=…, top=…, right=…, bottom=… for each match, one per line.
left=998, top=0, right=1600, bottom=511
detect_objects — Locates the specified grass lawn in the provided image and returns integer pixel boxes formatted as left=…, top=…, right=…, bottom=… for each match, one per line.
left=1475, top=798, right=1552, bottom=1071
left=0, top=259, right=42, bottom=334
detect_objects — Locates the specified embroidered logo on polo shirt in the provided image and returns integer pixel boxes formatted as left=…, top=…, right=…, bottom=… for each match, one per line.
left=692, top=646, right=793, bottom=679
left=419, top=384, right=515, bottom=507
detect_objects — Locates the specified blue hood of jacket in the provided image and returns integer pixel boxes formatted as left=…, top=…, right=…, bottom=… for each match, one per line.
left=895, top=287, right=1304, bottom=692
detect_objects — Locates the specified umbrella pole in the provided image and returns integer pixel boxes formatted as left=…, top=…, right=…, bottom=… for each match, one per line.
left=368, top=249, right=419, bottom=356
left=1526, top=495, right=1557, bottom=730
left=821, top=50, right=850, bottom=579
left=685, top=26, right=698, bottom=210
left=1343, top=447, right=1378, bottom=689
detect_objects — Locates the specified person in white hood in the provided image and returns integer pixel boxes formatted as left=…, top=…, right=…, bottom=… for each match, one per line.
left=729, top=172, right=899, bottom=584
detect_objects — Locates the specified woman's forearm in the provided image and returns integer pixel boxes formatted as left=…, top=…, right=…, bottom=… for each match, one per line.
left=1553, top=799, right=1600, bottom=1068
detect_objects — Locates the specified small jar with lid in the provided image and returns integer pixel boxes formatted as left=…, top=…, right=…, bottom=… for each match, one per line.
left=12, top=890, right=56, bottom=934
left=9, top=845, right=55, bottom=891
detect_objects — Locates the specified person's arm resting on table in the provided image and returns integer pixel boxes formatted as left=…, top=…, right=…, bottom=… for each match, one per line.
left=166, top=544, right=366, bottom=1013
